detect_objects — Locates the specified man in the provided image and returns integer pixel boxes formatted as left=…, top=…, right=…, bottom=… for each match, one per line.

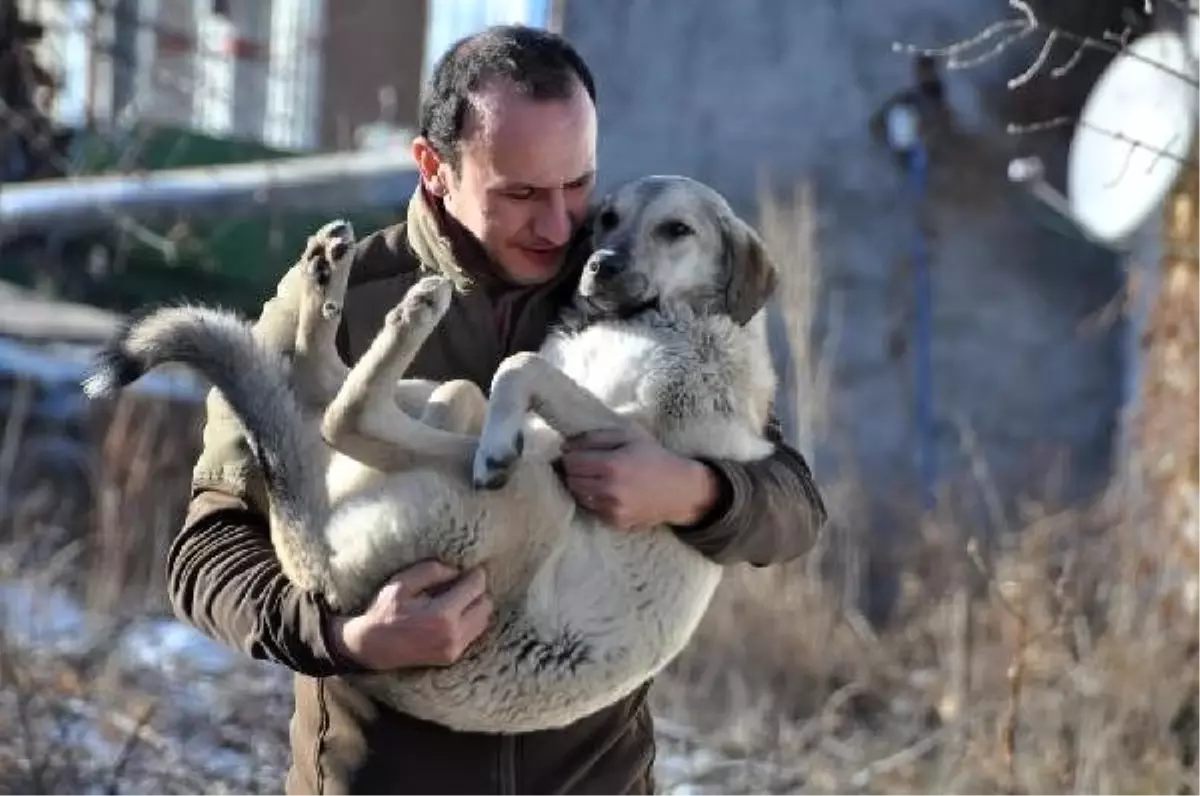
left=169, top=24, right=827, bottom=795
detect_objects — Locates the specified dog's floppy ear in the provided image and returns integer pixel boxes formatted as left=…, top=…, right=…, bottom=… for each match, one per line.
left=721, top=213, right=778, bottom=325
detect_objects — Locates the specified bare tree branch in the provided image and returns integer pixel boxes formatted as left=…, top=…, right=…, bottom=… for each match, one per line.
left=896, top=0, right=1198, bottom=87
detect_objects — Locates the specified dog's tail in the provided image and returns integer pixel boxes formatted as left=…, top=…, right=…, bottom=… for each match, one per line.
left=82, top=304, right=333, bottom=592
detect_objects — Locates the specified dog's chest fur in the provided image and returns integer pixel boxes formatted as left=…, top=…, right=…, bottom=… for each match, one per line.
left=540, top=307, right=775, bottom=453
left=541, top=323, right=655, bottom=410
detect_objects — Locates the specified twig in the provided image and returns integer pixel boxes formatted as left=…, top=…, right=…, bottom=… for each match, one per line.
left=1002, top=607, right=1027, bottom=788
left=893, top=0, right=1037, bottom=68
left=0, top=638, right=48, bottom=793
left=1008, top=29, right=1059, bottom=89
left=0, top=378, right=33, bottom=516
left=0, top=97, right=180, bottom=260
left=102, top=702, right=158, bottom=794
left=849, top=727, right=949, bottom=789
left=895, top=0, right=1199, bottom=87
left=1007, top=116, right=1200, bottom=172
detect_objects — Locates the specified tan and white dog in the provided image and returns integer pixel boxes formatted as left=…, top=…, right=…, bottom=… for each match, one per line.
left=83, top=175, right=780, bottom=733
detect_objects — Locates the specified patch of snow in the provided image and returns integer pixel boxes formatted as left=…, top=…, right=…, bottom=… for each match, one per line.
left=120, top=618, right=241, bottom=675
left=0, top=579, right=246, bottom=673
left=0, top=579, right=91, bottom=652
left=0, top=577, right=289, bottom=793
left=2, top=578, right=729, bottom=794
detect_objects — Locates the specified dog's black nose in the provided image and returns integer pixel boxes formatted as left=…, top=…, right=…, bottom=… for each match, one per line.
left=585, top=249, right=627, bottom=280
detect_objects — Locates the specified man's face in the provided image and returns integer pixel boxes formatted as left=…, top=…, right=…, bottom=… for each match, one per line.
left=416, top=79, right=598, bottom=285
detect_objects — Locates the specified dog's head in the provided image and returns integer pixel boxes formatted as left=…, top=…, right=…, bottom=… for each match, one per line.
left=576, top=175, right=778, bottom=325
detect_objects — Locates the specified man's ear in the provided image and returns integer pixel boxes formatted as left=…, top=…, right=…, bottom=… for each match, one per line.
left=721, top=214, right=779, bottom=325
left=412, top=136, right=449, bottom=197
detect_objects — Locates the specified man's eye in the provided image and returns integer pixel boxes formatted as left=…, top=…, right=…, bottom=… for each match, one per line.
left=506, top=187, right=537, bottom=201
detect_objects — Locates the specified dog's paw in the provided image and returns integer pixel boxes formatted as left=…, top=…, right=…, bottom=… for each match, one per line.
left=387, top=275, right=453, bottom=330
left=303, top=219, right=356, bottom=297
left=472, top=428, right=524, bottom=490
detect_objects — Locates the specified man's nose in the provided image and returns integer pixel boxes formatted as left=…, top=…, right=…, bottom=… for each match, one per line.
left=533, top=190, right=572, bottom=246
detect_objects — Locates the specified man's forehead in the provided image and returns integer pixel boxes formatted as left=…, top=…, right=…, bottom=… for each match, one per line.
left=480, top=152, right=595, bottom=190
left=461, top=83, right=596, bottom=187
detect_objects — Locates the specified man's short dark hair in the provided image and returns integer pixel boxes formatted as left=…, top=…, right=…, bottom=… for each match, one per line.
left=419, top=25, right=597, bottom=169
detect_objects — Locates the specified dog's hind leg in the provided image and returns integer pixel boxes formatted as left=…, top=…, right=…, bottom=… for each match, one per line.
left=321, top=277, right=479, bottom=472
left=473, top=352, right=638, bottom=489
left=421, top=380, right=487, bottom=435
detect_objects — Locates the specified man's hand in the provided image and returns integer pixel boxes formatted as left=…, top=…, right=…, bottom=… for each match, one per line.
left=559, top=427, right=721, bottom=530
left=327, top=560, right=493, bottom=671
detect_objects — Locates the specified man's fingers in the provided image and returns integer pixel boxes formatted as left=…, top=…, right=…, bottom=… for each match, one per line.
left=429, top=567, right=489, bottom=615
left=559, top=449, right=616, bottom=478
left=566, top=476, right=622, bottom=523
left=561, top=427, right=634, bottom=452
left=391, top=560, right=463, bottom=597
left=565, top=474, right=609, bottom=501
left=459, top=593, right=494, bottom=641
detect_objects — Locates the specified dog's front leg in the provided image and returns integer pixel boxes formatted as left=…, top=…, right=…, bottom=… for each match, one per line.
left=473, top=352, right=634, bottom=489
left=292, top=220, right=356, bottom=405
left=321, top=277, right=480, bottom=473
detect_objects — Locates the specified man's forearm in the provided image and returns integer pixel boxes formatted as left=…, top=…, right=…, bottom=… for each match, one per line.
left=671, top=422, right=828, bottom=567
left=167, top=489, right=366, bottom=678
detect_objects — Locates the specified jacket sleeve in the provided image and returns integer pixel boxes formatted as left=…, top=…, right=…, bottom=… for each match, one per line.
left=670, top=416, right=828, bottom=567
left=167, top=488, right=370, bottom=678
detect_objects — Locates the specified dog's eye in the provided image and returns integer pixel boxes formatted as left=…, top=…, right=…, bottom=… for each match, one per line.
left=657, top=220, right=694, bottom=241
left=597, top=208, right=619, bottom=231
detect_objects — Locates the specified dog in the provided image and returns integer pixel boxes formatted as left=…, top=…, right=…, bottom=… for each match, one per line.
left=82, top=175, right=781, bottom=733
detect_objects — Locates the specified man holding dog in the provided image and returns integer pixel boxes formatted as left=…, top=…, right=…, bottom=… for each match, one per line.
left=169, top=24, right=827, bottom=795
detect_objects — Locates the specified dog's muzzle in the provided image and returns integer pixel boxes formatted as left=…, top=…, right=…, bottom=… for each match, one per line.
left=577, top=249, right=656, bottom=319
left=583, top=248, right=628, bottom=283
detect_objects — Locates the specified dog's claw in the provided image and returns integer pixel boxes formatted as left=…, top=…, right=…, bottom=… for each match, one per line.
left=472, top=431, right=524, bottom=490
left=310, top=257, right=332, bottom=287
left=473, top=451, right=516, bottom=490
left=390, top=276, right=454, bottom=329
left=473, top=460, right=513, bottom=490
left=302, top=219, right=359, bottom=296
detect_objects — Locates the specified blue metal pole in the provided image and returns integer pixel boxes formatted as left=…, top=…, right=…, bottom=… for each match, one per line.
left=907, top=143, right=937, bottom=511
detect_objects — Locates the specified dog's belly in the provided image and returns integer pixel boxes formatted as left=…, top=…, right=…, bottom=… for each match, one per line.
left=355, top=519, right=722, bottom=733
left=323, top=462, right=568, bottom=610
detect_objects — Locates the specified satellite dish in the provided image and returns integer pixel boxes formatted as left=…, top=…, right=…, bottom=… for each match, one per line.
left=1067, top=30, right=1198, bottom=245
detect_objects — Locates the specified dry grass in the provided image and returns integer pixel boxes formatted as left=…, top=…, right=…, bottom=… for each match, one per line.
left=652, top=500, right=1198, bottom=794
left=3, top=430, right=1194, bottom=794
left=0, top=181, right=1195, bottom=794
left=0, top=385, right=292, bottom=794
left=649, top=178, right=1198, bottom=795
left=0, top=563, right=292, bottom=794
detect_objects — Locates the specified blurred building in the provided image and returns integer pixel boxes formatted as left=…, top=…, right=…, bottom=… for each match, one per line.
left=10, top=0, right=1159, bottom=537
left=17, top=0, right=559, bottom=152
left=16, top=0, right=416, bottom=150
